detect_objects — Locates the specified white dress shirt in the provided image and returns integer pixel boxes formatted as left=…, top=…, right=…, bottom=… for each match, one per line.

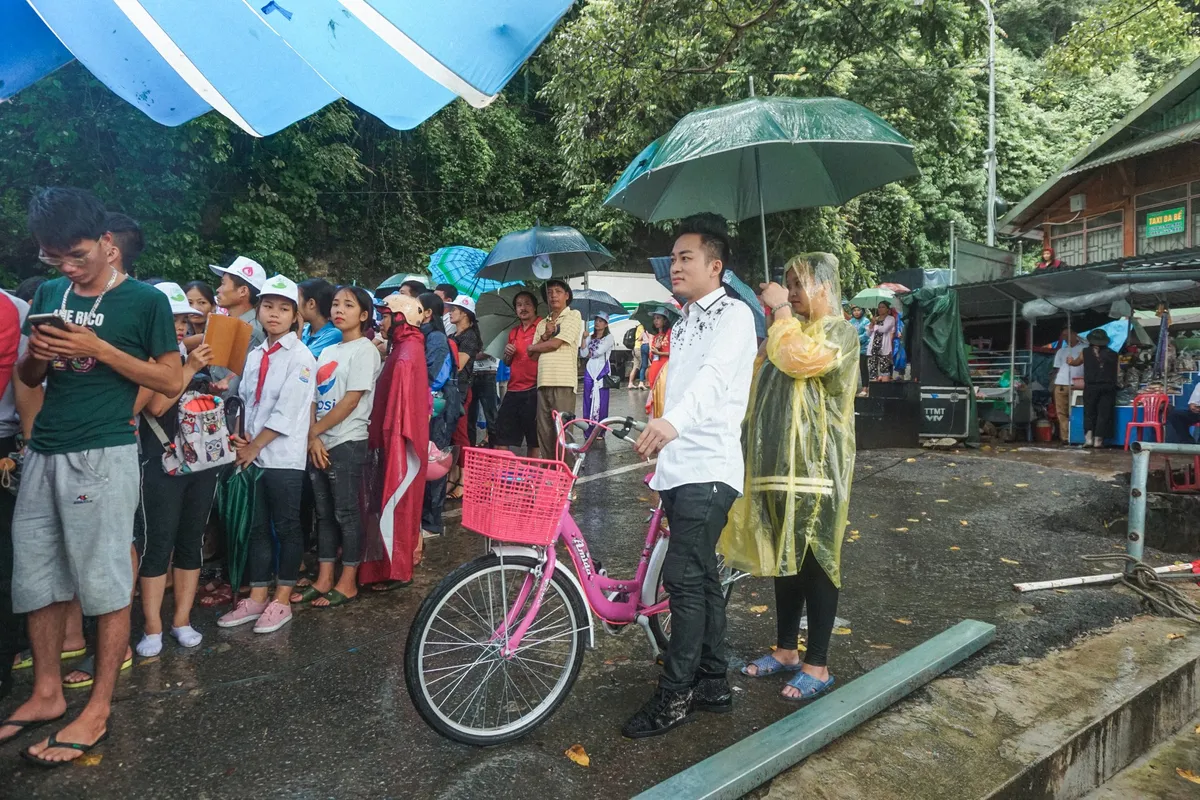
left=650, top=287, right=756, bottom=494
left=1053, top=343, right=1084, bottom=386
left=239, top=331, right=317, bottom=470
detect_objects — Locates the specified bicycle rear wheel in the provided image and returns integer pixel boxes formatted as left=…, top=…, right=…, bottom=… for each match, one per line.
left=404, top=553, right=589, bottom=745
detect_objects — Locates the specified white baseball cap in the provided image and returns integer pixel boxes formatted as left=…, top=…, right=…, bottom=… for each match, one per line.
left=155, top=282, right=205, bottom=317
left=448, top=295, right=476, bottom=317
left=259, top=274, right=299, bottom=304
left=209, top=256, right=267, bottom=290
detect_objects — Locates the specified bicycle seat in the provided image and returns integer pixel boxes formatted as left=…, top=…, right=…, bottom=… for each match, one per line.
left=643, top=472, right=655, bottom=487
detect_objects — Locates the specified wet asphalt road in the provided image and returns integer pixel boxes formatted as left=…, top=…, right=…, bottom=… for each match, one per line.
left=0, top=391, right=1178, bottom=799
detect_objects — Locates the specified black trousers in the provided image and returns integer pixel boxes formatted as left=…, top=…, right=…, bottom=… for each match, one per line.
left=0, top=435, right=23, bottom=699
left=422, top=413, right=454, bottom=535
left=659, top=481, right=738, bottom=692
left=1083, top=384, right=1117, bottom=440
left=1166, top=407, right=1200, bottom=443
left=248, top=468, right=305, bottom=588
left=774, top=550, right=840, bottom=667
left=467, top=373, right=499, bottom=446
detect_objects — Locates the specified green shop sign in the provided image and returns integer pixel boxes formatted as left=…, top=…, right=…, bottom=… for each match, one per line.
left=1146, top=206, right=1186, bottom=238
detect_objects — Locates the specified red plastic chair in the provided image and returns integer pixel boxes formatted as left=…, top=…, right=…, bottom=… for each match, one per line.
left=1124, top=393, right=1169, bottom=450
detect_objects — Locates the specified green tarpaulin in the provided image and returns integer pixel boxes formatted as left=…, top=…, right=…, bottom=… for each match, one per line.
left=903, top=286, right=979, bottom=443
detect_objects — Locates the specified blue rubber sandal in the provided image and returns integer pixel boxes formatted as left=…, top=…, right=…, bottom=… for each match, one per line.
left=740, top=653, right=803, bottom=677
left=782, top=671, right=835, bottom=701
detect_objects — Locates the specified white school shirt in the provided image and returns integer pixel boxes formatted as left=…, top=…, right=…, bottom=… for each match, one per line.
left=650, top=287, right=756, bottom=494
left=238, top=331, right=316, bottom=470
left=1052, top=343, right=1085, bottom=386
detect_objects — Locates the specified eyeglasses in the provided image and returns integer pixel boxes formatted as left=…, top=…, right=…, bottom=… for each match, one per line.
left=38, top=239, right=102, bottom=268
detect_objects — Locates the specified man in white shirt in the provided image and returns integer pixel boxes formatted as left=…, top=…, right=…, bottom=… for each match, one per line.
left=624, top=215, right=756, bottom=739
left=1166, top=383, right=1200, bottom=443
left=1051, top=328, right=1084, bottom=443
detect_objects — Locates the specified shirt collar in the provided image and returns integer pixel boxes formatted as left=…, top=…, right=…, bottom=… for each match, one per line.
left=687, top=286, right=727, bottom=316
left=257, top=331, right=298, bottom=352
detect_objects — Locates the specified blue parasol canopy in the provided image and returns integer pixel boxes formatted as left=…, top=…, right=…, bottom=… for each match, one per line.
left=2, top=0, right=572, bottom=136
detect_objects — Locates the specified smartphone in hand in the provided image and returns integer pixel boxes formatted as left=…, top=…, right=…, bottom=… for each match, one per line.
left=26, top=313, right=68, bottom=332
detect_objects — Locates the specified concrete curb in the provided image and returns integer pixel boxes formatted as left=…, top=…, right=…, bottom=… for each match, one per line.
left=987, top=642, right=1200, bottom=799
left=760, top=614, right=1200, bottom=800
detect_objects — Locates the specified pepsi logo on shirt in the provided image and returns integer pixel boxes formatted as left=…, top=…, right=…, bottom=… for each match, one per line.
left=316, top=360, right=337, bottom=413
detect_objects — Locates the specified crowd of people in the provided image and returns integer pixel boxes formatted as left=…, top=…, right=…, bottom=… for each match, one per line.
left=0, top=189, right=862, bottom=756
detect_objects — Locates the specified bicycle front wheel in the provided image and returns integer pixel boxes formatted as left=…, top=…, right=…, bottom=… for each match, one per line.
left=404, top=553, right=589, bottom=745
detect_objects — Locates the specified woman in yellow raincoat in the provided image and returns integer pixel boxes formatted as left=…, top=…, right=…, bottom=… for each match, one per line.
left=718, top=252, right=858, bottom=701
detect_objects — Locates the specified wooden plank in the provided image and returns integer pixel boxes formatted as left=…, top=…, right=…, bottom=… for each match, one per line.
left=635, top=619, right=997, bottom=800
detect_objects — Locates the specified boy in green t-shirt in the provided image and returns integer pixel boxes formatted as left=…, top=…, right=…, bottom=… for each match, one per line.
left=3, top=188, right=181, bottom=766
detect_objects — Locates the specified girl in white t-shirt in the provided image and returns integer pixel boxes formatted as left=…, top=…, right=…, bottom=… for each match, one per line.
left=295, top=286, right=381, bottom=608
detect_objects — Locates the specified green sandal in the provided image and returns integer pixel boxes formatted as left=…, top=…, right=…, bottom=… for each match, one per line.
left=291, top=585, right=325, bottom=604
left=313, top=590, right=355, bottom=609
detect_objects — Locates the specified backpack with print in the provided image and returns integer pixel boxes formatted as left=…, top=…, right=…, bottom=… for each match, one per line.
left=144, top=391, right=236, bottom=475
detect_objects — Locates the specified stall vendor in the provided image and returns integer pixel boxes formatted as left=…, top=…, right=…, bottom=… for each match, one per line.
left=1166, top=383, right=1200, bottom=444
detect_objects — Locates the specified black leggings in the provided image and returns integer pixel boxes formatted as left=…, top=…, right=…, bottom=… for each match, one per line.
left=775, top=550, right=840, bottom=667
left=140, top=460, right=220, bottom=577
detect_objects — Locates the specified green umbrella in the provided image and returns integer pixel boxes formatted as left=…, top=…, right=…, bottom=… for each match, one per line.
left=604, top=95, right=919, bottom=282
left=215, top=464, right=263, bottom=602
left=850, top=287, right=899, bottom=310
left=631, top=301, right=681, bottom=331
left=375, top=273, right=429, bottom=298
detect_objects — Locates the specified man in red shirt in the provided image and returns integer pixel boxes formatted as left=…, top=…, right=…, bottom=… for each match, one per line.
left=493, top=291, right=542, bottom=457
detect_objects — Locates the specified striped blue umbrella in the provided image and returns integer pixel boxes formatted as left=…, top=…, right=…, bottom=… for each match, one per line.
left=427, top=246, right=522, bottom=300
left=2, top=1, right=571, bottom=135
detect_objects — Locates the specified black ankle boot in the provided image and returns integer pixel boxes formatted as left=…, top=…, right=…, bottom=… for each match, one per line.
left=621, top=687, right=694, bottom=739
left=692, top=674, right=732, bottom=713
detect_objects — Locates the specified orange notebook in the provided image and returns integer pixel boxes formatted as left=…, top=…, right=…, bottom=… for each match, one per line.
left=202, top=314, right=253, bottom=376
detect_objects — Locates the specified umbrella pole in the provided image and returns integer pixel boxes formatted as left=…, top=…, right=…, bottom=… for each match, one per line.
left=755, top=148, right=769, bottom=284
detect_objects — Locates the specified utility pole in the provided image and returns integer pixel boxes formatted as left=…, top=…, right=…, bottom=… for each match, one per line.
left=982, top=0, right=997, bottom=247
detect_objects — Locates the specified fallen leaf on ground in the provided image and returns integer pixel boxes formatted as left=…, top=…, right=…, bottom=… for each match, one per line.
left=74, top=753, right=103, bottom=767
left=1014, top=483, right=1030, bottom=488
left=1055, top=589, right=1070, bottom=594
left=1194, top=724, right=1200, bottom=734
left=749, top=605, right=769, bottom=613
left=1177, top=768, right=1200, bottom=784
left=952, top=476, right=960, bottom=481
left=1168, top=633, right=1186, bottom=641
left=832, top=626, right=852, bottom=635
left=947, top=462, right=957, bottom=467
left=869, top=644, right=892, bottom=650
left=850, top=530, right=859, bottom=535
left=936, top=499, right=949, bottom=503
left=905, top=457, right=917, bottom=463
left=907, top=518, right=920, bottom=523
left=1051, top=491, right=1061, bottom=496
left=960, top=520, right=970, bottom=526
left=915, top=491, right=923, bottom=495
left=894, top=618, right=913, bottom=625
left=1000, top=557, right=1020, bottom=565
left=869, top=514, right=878, bottom=518
left=982, top=481, right=994, bottom=486
left=894, top=527, right=910, bottom=532
left=565, top=745, right=590, bottom=768
left=949, top=546, right=961, bottom=551
left=638, top=496, right=649, bottom=502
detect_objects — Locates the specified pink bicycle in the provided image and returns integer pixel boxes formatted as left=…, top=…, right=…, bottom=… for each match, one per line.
left=403, top=413, right=741, bottom=745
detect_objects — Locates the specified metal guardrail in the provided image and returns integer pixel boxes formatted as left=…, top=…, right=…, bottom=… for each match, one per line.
left=1127, top=440, right=1200, bottom=570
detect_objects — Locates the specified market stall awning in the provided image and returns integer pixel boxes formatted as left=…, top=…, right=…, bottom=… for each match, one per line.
left=954, top=248, right=1200, bottom=322
left=1, top=0, right=571, bottom=135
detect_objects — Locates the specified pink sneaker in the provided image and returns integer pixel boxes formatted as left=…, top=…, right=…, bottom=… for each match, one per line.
left=252, top=601, right=293, bottom=634
left=217, top=598, right=268, bottom=628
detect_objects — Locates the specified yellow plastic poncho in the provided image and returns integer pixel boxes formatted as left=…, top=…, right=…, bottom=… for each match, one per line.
left=718, top=253, right=859, bottom=588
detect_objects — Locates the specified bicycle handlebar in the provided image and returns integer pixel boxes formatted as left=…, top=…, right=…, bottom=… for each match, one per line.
left=553, top=412, right=645, bottom=456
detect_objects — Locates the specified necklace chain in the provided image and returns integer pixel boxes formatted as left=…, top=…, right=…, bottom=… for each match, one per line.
left=59, top=268, right=119, bottom=321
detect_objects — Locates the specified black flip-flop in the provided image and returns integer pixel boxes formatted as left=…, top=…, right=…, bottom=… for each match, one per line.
left=0, top=714, right=65, bottom=747
left=20, top=730, right=109, bottom=768
left=368, top=580, right=410, bottom=593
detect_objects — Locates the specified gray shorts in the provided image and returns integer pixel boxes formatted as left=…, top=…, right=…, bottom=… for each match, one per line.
left=12, top=444, right=139, bottom=616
